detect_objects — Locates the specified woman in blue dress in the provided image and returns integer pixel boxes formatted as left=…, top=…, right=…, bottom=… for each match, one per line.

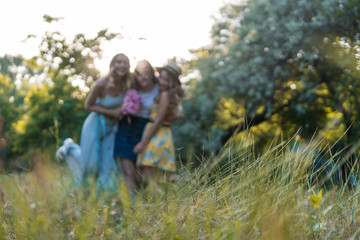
left=79, top=53, right=132, bottom=191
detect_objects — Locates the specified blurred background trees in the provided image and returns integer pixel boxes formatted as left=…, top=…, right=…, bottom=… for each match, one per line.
left=0, top=0, right=360, bottom=170
left=173, top=0, right=360, bottom=162
left=0, top=16, right=119, bottom=169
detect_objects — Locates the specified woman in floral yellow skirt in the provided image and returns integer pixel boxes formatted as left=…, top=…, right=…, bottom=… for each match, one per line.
left=134, top=62, right=183, bottom=183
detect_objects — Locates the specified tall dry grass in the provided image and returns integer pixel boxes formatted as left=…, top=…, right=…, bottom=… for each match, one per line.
left=0, top=134, right=359, bottom=239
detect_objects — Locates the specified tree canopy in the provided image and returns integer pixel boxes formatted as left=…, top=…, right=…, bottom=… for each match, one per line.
left=0, top=16, right=120, bottom=166
left=173, top=0, right=360, bottom=158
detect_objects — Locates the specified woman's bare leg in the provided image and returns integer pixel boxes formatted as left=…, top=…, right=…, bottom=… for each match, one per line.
left=121, top=158, right=138, bottom=190
left=139, top=166, right=157, bottom=186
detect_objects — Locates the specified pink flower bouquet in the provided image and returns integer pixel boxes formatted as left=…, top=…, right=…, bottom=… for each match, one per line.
left=122, top=89, right=142, bottom=122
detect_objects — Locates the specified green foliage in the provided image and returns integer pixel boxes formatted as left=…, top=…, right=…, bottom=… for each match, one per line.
left=1, top=15, right=120, bottom=164
left=174, top=0, right=360, bottom=157
left=173, top=82, right=223, bottom=159
left=0, top=74, right=18, bottom=134
left=0, top=55, right=32, bottom=160
left=12, top=78, right=86, bottom=155
left=36, top=26, right=118, bottom=87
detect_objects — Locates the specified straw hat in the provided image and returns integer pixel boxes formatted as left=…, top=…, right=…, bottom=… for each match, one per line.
left=158, top=62, right=182, bottom=80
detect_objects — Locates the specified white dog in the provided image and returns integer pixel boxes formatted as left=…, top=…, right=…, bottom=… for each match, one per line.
left=56, top=138, right=82, bottom=184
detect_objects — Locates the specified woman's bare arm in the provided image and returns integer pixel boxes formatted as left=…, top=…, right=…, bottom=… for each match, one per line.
left=133, top=91, right=170, bottom=154
left=84, top=78, right=123, bottom=119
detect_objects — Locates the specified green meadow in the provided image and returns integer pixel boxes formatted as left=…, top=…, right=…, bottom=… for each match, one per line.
left=1, top=135, right=359, bottom=240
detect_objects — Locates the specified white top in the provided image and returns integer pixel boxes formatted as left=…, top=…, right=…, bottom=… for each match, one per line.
left=136, top=84, right=159, bottom=118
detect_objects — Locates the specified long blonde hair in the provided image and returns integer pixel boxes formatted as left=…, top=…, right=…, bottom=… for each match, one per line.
left=106, top=53, right=133, bottom=90
left=133, top=60, right=158, bottom=90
